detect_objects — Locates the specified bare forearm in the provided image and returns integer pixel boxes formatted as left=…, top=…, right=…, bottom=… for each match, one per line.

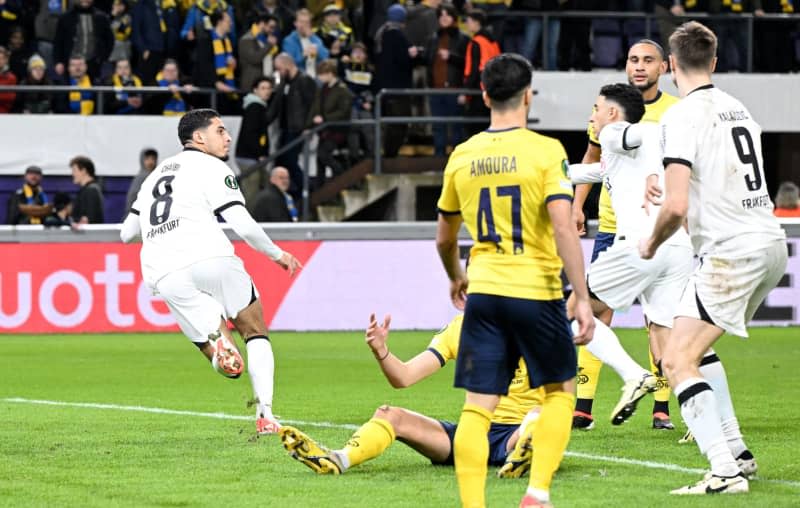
left=19, top=204, right=52, bottom=218
left=649, top=207, right=684, bottom=252
left=436, top=238, right=463, bottom=281
left=572, top=183, right=592, bottom=210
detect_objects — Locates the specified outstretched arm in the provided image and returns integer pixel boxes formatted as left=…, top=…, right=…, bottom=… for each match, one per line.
left=365, top=313, right=442, bottom=388
left=220, top=204, right=302, bottom=275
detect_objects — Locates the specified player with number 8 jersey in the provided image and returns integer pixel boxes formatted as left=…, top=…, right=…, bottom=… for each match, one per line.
left=120, top=109, right=302, bottom=436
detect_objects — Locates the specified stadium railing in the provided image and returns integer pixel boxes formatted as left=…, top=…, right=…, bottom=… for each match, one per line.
left=491, top=10, right=800, bottom=72
left=0, top=85, right=220, bottom=114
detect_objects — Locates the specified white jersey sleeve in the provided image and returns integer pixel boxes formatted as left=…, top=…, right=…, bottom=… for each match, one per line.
left=599, top=121, right=643, bottom=155
left=660, top=104, right=699, bottom=169
left=202, top=158, right=247, bottom=214
left=568, top=162, right=604, bottom=184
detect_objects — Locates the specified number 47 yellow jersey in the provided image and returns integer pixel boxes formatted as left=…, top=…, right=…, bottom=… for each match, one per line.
left=437, top=127, right=573, bottom=301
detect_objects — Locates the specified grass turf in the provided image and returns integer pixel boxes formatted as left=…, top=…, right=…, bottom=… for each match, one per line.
left=1, top=327, right=799, bottom=507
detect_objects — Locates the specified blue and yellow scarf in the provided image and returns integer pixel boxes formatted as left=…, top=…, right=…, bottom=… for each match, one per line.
left=156, top=71, right=187, bottom=116
left=112, top=73, right=143, bottom=114
left=212, top=30, right=237, bottom=97
left=22, top=184, right=48, bottom=225
left=69, top=75, right=94, bottom=115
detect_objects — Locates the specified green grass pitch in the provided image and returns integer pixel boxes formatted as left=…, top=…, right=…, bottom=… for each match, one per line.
left=1, top=327, right=799, bottom=507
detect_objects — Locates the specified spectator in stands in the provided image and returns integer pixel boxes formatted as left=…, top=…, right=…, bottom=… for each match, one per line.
left=152, top=58, right=191, bottom=115
left=557, top=0, right=596, bottom=71
left=106, top=58, right=143, bottom=114
left=309, top=58, right=353, bottom=189
left=424, top=3, right=466, bottom=157
left=70, top=155, right=104, bottom=224
left=341, top=41, right=374, bottom=158
left=467, top=0, right=508, bottom=45
left=192, top=10, right=238, bottom=114
left=181, top=0, right=236, bottom=45
left=16, top=54, right=53, bottom=113
left=404, top=0, right=439, bottom=148
left=0, top=46, right=17, bottom=113
left=132, top=0, right=180, bottom=84
left=774, top=181, right=800, bottom=218
left=0, top=0, right=21, bottom=47
left=282, top=8, right=329, bottom=78
left=6, top=165, right=51, bottom=225
left=8, top=26, right=33, bottom=82
left=109, top=0, right=133, bottom=64
left=247, top=0, right=295, bottom=38
left=250, top=166, right=298, bottom=222
left=34, top=0, right=63, bottom=70
left=55, top=55, right=95, bottom=114
left=53, top=0, right=114, bottom=80
left=316, top=4, right=354, bottom=62
left=374, top=3, right=416, bottom=157
left=271, top=52, right=317, bottom=202
left=239, top=14, right=279, bottom=92
left=711, top=0, right=755, bottom=72
left=755, top=1, right=797, bottom=72
left=44, top=192, right=74, bottom=227
left=405, top=0, right=441, bottom=50
left=462, top=9, right=499, bottom=136
left=236, top=76, right=275, bottom=204
left=125, top=148, right=158, bottom=210
left=511, top=0, right=560, bottom=70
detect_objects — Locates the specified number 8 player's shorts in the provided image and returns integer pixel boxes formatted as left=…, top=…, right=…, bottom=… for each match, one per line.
left=154, top=256, right=259, bottom=343
left=676, top=237, right=787, bottom=338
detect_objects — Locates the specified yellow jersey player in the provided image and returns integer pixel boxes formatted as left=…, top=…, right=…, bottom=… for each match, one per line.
left=278, top=313, right=543, bottom=477
left=569, top=39, right=679, bottom=432
left=436, top=53, right=594, bottom=508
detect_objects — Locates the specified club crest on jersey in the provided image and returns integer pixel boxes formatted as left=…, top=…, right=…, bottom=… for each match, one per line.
left=224, top=175, right=239, bottom=190
left=561, top=159, right=569, bottom=178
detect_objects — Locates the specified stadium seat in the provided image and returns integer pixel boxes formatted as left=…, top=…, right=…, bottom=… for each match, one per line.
left=592, top=19, right=624, bottom=68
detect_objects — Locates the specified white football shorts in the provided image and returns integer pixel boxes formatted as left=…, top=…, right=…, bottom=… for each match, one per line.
left=155, top=256, right=259, bottom=342
left=676, top=238, right=787, bottom=337
left=587, top=240, right=694, bottom=327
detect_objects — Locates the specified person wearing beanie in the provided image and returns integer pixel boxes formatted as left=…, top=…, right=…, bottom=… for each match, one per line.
left=374, top=3, right=417, bottom=157
left=17, top=53, right=54, bottom=113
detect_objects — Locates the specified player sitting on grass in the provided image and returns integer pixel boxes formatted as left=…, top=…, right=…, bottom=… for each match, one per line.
left=279, top=312, right=542, bottom=478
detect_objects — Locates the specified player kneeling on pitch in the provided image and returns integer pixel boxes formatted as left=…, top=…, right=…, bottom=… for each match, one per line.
left=120, top=108, right=302, bottom=435
left=279, top=313, right=542, bottom=478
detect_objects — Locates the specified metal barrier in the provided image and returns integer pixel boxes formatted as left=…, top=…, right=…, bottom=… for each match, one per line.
left=492, top=10, right=800, bottom=73
left=0, top=85, right=220, bottom=114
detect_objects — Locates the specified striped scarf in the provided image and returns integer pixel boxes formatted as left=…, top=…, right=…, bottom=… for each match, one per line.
left=251, top=23, right=268, bottom=45
left=782, top=0, right=794, bottom=13
left=69, top=75, right=94, bottom=115
left=112, top=73, right=143, bottom=114
left=212, top=30, right=237, bottom=95
left=156, top=72, right=186, bottom=116
left=22, top=184, right=48, bottom=225
left=721, top=0, right=744, bottom=11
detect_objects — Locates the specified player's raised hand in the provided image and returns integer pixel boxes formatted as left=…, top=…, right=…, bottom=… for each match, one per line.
left=572, top=299, right=595, bottom=345
left=450, top=277, right=468, bottom=310
left=642, top=174, right=663, bottom=215
left=275, top=251, right=302, bottom=276
left=365, top=312, right=391, bottom=357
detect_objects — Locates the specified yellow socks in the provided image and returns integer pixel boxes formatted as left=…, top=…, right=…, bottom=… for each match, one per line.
left=576, top=346, right=602, bottom=410
left=649, top=349, right=671, bottom=413
left=454, top=403, right=492, bottom=508
left=530, top=390, right=575, bottom=492
left=342, top=418, right=396, bottom=468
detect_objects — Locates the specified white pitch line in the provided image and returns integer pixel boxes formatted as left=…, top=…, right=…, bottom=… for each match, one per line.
left=1, top=397, right=359, bottom=430
left=3, top=397, right=799, bottom=489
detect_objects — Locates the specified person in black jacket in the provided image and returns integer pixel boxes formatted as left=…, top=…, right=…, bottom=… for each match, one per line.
left=53, top=0, right=114, bottom=80
left=131, top=0, right=180, bottom=83
left=250, top=166, right=298, bottom=222
left=236, top=76, right=275, bottom=204
left=424, top=3, right=467, bottom=156
left=69, top=155, right=104, bottom=224
left=271, top=52, right=318, bottom=203
left=374, top=3, right=417, bottom=157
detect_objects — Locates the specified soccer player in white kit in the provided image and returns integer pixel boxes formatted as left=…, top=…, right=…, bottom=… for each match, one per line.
left=640, top=22, right=788, bottom=495
left=568, top=83, right=694, bottom=425
left=120, top=109, right=302, bottom=435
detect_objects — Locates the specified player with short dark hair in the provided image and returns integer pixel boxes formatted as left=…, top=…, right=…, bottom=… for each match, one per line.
left=120, top=108, right=302, bottom=436
left=641, top=21, right=788, bottom=495
left=570, top=39, right=680, bottom=432
left=436, top=53, right=594, bottom=508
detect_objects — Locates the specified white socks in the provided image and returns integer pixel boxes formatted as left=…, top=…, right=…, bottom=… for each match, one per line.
left=574, top=318, right=649, bottom=382
left=675, top=377, right=739, bottom=477
left=246, top=335, right=276, bottom=419
left=699, top=350, right=748, bottom=458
